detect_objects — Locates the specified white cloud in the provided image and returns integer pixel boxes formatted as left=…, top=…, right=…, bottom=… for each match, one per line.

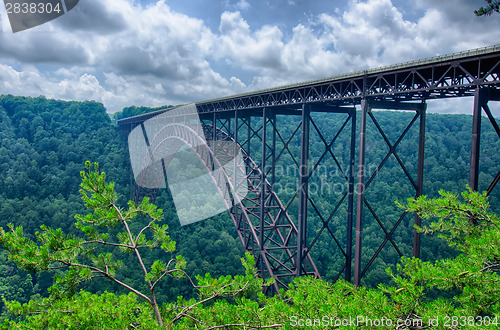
left=218, top=12, right=284, bottom=71
left=236, top=0, right=251, bottom=11
left=241, top=0, right=500, bottom=89
left=0, top=0, right=240, bottom=111
left=0, top=0, right=498, bottom=113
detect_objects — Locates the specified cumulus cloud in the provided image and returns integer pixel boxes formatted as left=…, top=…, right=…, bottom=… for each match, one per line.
left=0, top=0, right=498, bottom=113
left=236, top=0, right=251, bottom=11
left=0, top=0, right=237, bottom=111
left=56, top=0, right=128, bottom=33
left=242, top=0, right=500, bottom=88
left=218, top=12, right=284, bottom=70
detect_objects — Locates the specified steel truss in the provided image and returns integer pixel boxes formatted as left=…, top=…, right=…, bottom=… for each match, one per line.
left=196, top=46, right=500, bottom=113
left=469, top=88, right=500, bottom=195
left=205, top=122, right=319, bottom=293
left=200, top=104, right=357, bottom=286
left=118, top=46, right=500, bottom=288
left=354, top=100, right=426, bottom=285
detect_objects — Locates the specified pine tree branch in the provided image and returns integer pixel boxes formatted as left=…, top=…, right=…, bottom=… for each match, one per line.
left=152, top=267, right=197, bottom=291
left=113, top=203, right=149, bottom=277
left=81, top=240, right=133, bottom=249
left=134, top=220, right=155, bottom=247
left=172, top=281, right=251, bottom=323
left=60, top=260, right=152, bottom=304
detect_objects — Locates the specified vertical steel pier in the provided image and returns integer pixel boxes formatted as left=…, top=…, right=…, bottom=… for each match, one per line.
left=469, top=87, right=500, bottom=195
left=118, top=46, right=500, bottom=289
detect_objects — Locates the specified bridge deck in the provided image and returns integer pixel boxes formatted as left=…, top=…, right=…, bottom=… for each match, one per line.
left=118, top=44, right=500, bottom=127
left=116, top=45, right=500, bottom=287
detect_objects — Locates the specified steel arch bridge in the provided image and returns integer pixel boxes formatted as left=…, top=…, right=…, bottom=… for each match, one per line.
left=118, top=45, right=500, bottom=289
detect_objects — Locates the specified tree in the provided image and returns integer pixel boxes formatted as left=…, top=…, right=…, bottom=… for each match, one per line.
left=391, top=188, right=500, bottom=318
left=475, top=0, right=500, bottom=16
left=0, top=162, right=269, bottom=328
left=2, top=167, right=499, bottom=328
left=171, top=188, right=500, bottom=328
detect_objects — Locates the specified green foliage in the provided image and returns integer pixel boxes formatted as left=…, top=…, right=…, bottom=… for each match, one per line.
left=475, top=0, right=500, bottom=16
left=0, top=163, right=270, bottom=328
left=2, top=291, right=158, bottom=330
left=0, top=162, right=180, bottom=325
left=111, top=105, right=174, bottom=121
left=168, top=188, right=500, bottom=329
left=394, top=188, right=500, bottom=318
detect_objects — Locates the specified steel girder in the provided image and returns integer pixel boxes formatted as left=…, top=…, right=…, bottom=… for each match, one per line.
left=354, top=100, right=427, bottom=285
left=469, top=87, right=500, bottom=196
left=196, top=46, right=500, bottom=113
left=203, top=124, right=319, bottom=294
left=118, top=46, right=500, bottom=289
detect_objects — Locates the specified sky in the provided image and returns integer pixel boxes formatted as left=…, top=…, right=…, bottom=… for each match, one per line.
left=0, top=0, right=499, bottom=114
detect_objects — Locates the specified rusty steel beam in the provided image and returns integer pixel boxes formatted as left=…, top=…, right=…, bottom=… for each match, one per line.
left=118, top=47, right=500, bottom=290
left=413, top=103, right=426, bottom=259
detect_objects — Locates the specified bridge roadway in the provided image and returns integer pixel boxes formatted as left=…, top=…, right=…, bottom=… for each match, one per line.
left=118, top=45, right=500, bottom=288
left=119, top=45, right=500, bottom=123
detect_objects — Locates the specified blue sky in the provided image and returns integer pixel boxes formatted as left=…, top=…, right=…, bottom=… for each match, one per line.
left=0, top=0, right=499, bottom=114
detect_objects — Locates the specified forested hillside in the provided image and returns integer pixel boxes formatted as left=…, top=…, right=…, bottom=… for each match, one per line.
left=0, top=95, right=128, bottom=319
left=0, top=96, right=244, bottom=322
left=0, top=95, right=499, bottom=325
left=111, top=105, right=174, bottom=122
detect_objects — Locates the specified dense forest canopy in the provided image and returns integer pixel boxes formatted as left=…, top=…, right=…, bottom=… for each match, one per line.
left=111, top=105, right=175, bottom=122
left=0, top=94, right=499, bottom=328
left=0, top=95, right=247, bottom=321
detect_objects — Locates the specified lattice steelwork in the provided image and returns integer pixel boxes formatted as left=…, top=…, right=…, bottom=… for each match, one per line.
left=118, top=46, right=500, bottom=288
left=196, top=46, right=500, bottom=112
left=204, top=124, right=319, bottom=293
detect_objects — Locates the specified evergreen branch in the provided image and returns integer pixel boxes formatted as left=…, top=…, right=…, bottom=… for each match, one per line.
left=481, top=296, right=500, bottom=309
left=176, top=312, right=206, bottom=326
left=135, top=245, right=157, bottom=249
left=152, top=267, right=197, bottom=291
left=59, top=260, right=152, bottom=304
left=114, top=203, right=150, bottom=278
left=172, top=281, right=251, bottom=323
left=134, top=220, right=155, bottom=246
left=47, top=264, right=70, bottom=270
left=81, top=240, right=133, bottom=249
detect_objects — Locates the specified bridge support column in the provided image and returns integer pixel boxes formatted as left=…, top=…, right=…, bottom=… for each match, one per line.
left=260, top=108, right=268, bottom=276
left=469, top=88, right=486, bottom=192
left=469, top=87, right=500, bottom=196
left=413, top=103, right=427, bottom=258
left=270, top=112, right=277, bottom=189
left=354, top=99, right=369, bottom=286
left=247, top=116, right=252, bottom=156
left=346, top=107, right=356, bottom=282
left=297, top=104, right=310, bottom=277
left=212, top=112, right=217, bottom=145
